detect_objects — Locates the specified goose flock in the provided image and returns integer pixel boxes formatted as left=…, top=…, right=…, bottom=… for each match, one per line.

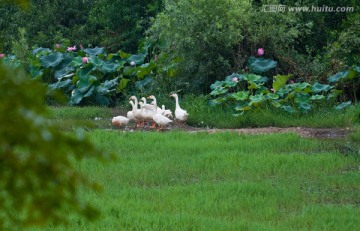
left=112, top=93, right=189, bottom=130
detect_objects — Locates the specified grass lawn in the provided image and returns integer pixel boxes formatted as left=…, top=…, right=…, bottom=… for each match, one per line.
left=31, top=129, right=360, bottom=230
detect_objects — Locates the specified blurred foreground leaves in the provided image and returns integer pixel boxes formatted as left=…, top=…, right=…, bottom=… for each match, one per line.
left=0, top=64, right=107, bottom=229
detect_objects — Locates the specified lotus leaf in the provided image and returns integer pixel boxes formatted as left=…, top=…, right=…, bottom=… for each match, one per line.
left=231, top=91, right=249, bottom=101
left=334, top=101, right=351, bottom=110
left=84, top=47, right=104, bottom=56
left=40, top=52, right=64, bottom=68
left=328, top=71, right=349, bottom=83
left=311, top=82, right=332, bottom=93
left=247, top=56, right=277, bottom=74
left=117, top=78, right=130, bottom=91
left=273, top=74, right=291, bottom=92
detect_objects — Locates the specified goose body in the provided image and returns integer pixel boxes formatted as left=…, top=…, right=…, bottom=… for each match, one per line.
left=170, top=93, right=189, bottom=122
left=151, top=101, right=173, bottom=129
left=161, top=105, right=173, bottom=118
left=129, top=96, right=145, bottom=126
left=112, top=116, right=130, bottom=127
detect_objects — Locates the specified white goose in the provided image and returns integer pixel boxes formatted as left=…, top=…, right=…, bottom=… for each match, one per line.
left=112, top=116, right=130, bottom=127
left=143, top=95, right=162, bottom=114
left=151, top=101, right=173, bottom=130
left=161, top=105, right=173, bottom=118
left=129, top=96, right=144, bottom=127
left=170, top=93, right=189, bottom=122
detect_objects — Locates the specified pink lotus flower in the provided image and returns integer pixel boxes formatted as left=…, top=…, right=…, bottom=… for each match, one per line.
left=0, top=53, right=5, bottom=58
left=67, top=45, right=77, bottom=52
left=82, top=57, right=89, bottom=64
left=55, top=43, right=61, bottom=49
left=290, top=80, right=295, bottom=84
left=257, top=48, right=264, bottom=56
left=130, top=61, right=136, bottom=66
left=232, top=77, right=239, bottom=82
left=271, top=88, right=275, bottom=92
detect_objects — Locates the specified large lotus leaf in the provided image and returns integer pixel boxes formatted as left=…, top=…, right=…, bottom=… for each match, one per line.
left=274, top=86, right=291, bottom=97
left=223, top=80, right=237, bottom=88
left=55, top=66, right=75, bottom=80
left=70, top=89, right=84, bottom=105
left=117, top=78, right=130, bottom=91
left=257, top=76, right=269, bottom=83
left=48, top=79, right=72, bottom=90
left=127, top=54, right=145, bottom=65
left=347, top=69, right=359, bottom=79
left=123, top=66, right=134, bottom=76
left=273, top=74, right=291, bottom=92
left=84, top=47, right=104, bottom=56
left=266, top=93, right=279, bottom=100
left=84, top=86, right=95, bottom=98
left=334, top=101, right=351, bottom=110
left=32, top=47, right=51, bottom=55
left=294, top=82, right=311, bottom=93
left=297, top=102, right=312, bottom=113
left=209, top=97, right=227, bottom=106
left=311, top=82, right=332, bottom=93
left=281, top=105, right=294, bottom=113
left=119, top=50, right=131, bottom=59
left=249, top=94, right=266, bottom=106
left=100, top=61, right=119, bottom=73
left=135, top=77, right=153, bottom=91
left=248, top=56, right=277, bottom=74
left=89, top=56, right=103, bottom=67
left=235, top=105, right=251, bottom=112
left=136, top=63, right=155, bottom=79
left=95, top=94, right=111, bottom=106
left=29, top=66, right=43, bottom=79
left=77, top=64, right=94, bottom=77
left=248, top=82, right=261, bottom=90
left=40, top=52, right=64, bottom=68
left=210, top=81, right=223, bottom=90
left=77, top=75, right=97, bottom=93
left=328, top=71, right=349, bottom=83
left=71, top=57, right=84, bottom=67
left=271, top=100, right=282, bottom=108
left=101, top=78, right=118, bottom=90
left=294, top=94, right=310, bottom=104
left=231, top=91, right=249, bottom=101
left=354, top=66, right=360, bottom=72
left=255, top=86, right=269, bottom=94
left=310, top=95, right=325, bottom=100
left=225, top=73, right=244, bottom=82
left=327, top=89, right=343, bottom=100
left=243, top=74, right=262, bottom=82
left=210, top=87, right=228, bottom=96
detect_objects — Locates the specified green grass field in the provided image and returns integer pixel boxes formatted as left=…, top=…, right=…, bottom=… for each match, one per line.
left=30, top=129, right=360, bottom=230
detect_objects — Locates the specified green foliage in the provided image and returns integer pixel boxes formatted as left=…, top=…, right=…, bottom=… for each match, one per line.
left=0, top=0, right=163, bottom=53
left=209, top=53, right=359, bottom=115
left=0, top=45, right=157, bottom=106
left=0, top=64, right=107, bottom=229
left=149, top=0, right=251, bottom=93
left=149, top=0, right=305, bottom=94
left=328, top=66, right=360, bottom=102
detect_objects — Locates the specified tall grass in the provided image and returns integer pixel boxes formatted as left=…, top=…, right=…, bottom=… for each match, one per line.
left=30, top=131, right=360, bottom=230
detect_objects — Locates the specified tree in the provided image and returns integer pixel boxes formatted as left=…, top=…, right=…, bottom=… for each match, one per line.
left=0, top=63, right=106, bottom=229
left=149, top=0, right=301, bottom=93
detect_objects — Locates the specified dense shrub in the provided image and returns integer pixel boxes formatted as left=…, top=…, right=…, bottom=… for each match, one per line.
left=149, top=0, right=302, bottom=94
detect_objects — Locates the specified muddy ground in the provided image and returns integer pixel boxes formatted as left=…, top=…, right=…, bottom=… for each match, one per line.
left=111, top=108, right=351, bottom=138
